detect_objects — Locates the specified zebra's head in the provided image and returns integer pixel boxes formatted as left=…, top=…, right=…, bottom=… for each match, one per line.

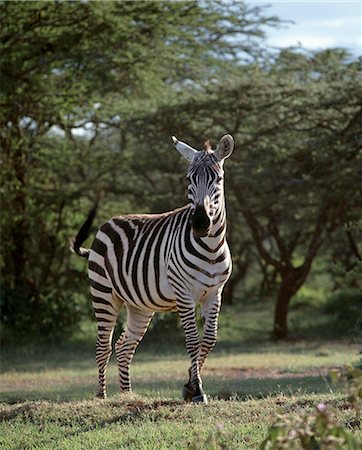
left=172, top=134, right=234, bottom=238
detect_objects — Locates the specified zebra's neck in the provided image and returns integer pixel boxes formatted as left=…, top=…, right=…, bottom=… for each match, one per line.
left=211, top=197, right=227, bottom=238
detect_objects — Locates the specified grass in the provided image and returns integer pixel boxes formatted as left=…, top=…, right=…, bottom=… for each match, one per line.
left=0, top=394, right=357, bottom=449
left=1, top=301, right=361, bottom=449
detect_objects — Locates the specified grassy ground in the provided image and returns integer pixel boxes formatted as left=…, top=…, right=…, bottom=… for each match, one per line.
left=1, top=301, right=361, bottom=449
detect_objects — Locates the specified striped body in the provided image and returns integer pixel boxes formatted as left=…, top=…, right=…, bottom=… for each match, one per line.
left=71, top=134, right=234, bottom=403
left=90, top=205, right=231, bottom=314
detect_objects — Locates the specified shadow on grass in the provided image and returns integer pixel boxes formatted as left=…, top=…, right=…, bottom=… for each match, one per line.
left=0, top=373, right=330, bottom=405
left=1, top=335, right=354, bottom=376
left=135, top=374, right=331, bottom=401
left=1, top=341, right=96, bottom=373
left=1, top=300, right=355, bottom=374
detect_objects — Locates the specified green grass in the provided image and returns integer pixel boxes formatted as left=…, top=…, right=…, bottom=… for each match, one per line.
left=0, top=394, right=357, bottom=449
left=1, top=301, right=361, bottom=449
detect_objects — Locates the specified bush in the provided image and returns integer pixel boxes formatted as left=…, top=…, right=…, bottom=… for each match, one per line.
left=145, top=312, right=186, bottom=348
left=261, top=404, right=360, bottom=450
left=261, top=366, right=362, bottom=450
left=1, top=285, right=86, bottom=339
left=324, top=289, right=362, bottom=331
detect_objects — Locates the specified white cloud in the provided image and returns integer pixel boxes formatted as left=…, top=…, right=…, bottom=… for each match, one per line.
left=303, top=17, right=361, bottom=29
left=257, top=1, right=362, bottom=55
left=266, top=15, right=361, bottom=53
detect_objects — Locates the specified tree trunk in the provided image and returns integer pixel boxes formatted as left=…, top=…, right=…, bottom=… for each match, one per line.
left=12, top=145, right=28, bottom=292
left=273, top=267, right=310, bottom=340
left=223, top=276, right=238, bottom=305
left=273, top=282, right=294, bottom=339
left=222, top=259, right=249, bottom=305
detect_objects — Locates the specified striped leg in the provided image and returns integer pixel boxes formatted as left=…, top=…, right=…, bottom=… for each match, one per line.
left=115, top=305, right=154, bottom=393
left=92, top=286, right=124, bottom=399
left=181, top=295, right=221, bottom=403
left=178, top=306, right=206, bottom=403
left=198, top=294, right=221, bottom=373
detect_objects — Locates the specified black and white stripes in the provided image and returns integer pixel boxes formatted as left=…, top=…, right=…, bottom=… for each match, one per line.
left=71, top=134, right=234, bottom=403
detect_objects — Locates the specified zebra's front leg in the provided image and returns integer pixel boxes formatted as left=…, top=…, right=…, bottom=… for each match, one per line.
left=197, top=294, right=221, bottom=372
left=178, top=306, right=207, bottom=404
left=183, top=295, right=222, bottom=403
left=115, top=305, right=154, bottom=393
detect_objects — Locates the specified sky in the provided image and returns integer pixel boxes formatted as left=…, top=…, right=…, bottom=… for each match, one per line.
left=248, top=1, right=362, bottom=56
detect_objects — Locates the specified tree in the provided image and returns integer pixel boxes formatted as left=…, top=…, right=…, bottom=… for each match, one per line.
left=229, top=50, right=362, bottom=338
left=130, top=49, right=362, bottom=338
left=234, top=51, right=362, bottom=338
left=0, top=0, right=279, bottom=334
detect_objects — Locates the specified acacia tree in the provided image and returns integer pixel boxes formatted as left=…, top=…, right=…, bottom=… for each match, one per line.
left=0, top=0, right=279, bottom=334
left=229, top=50, right=362, bottom=338
left=129, top=49, right=362, bottom=337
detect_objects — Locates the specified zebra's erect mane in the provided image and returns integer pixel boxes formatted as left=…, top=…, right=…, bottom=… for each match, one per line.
left=187, top=151, right=222, bottom=178
left=113, top=205, right=192, bottom=223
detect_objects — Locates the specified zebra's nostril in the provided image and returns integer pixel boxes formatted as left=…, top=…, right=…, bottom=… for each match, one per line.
left=192, top=206, right=211, bottom=237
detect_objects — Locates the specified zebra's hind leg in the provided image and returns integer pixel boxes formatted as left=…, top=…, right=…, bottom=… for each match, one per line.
left=115, top=305, right=154, bottom=394
left=92, top=288, right=124, bottom=399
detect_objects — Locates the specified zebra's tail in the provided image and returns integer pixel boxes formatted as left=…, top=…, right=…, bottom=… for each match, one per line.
left=69, top=207, right=97, bottom=259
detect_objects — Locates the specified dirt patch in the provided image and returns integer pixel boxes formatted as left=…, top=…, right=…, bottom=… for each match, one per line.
left=0, top=366, right=333, bottom=394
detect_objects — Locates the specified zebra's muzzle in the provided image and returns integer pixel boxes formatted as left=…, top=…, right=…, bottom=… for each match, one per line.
left=191, top=205, right=211, bottom=238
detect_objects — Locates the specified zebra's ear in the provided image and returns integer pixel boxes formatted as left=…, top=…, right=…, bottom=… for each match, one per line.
left=215, top=135, right=234, bottom=161
left=172, top=136, right=198, bottom=162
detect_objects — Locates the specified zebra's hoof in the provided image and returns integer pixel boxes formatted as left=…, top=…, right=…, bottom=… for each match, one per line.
left=95, top=392, right=106, bottom=399
left=191, top=394, right=208, bottom=404
left=182, top=384, right=194, bottom=402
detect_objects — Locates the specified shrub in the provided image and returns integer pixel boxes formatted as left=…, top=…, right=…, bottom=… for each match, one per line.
left=260, top=404, right=360, bottom=450
left=261, top=366, right=362, bottom=450
left=324, top=289, right=362, bottom=331
left=1, top=285, right=86, bottom=339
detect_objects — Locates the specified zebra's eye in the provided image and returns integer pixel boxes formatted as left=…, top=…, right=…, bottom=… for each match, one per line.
left=216, top=176, right=223, bottom=183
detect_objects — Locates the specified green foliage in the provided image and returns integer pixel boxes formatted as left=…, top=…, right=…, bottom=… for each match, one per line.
left=133, top=48, right=362, bottom=337
left=1, top=285, right=86, bottom=338
left=324, top=289, right=362, bottom=332
left=1, top=0, right=279, bottom=335
left=1, top=0, right=361, bottom=339
left=261, top=406, right=361, bottom=450
left=328, top=220, right=362, bottom=291
left=147, top=312, right=182, bottom=335
left=330, top=366, right=362, bottom=420
left=261, top=367, right=362, bottom=450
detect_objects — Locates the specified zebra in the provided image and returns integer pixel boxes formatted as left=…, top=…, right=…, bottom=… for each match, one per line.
left=70, top=134, right=234, bottom=404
